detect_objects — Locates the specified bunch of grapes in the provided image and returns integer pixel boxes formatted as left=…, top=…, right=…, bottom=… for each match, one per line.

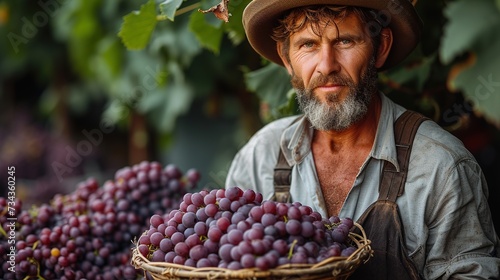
left=135, top=187, right=357, bottom=272
left=0, top=161, right=200, bottom=280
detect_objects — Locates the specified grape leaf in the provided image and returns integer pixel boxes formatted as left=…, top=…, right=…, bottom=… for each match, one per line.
left=188, top=11, right=223, bottom=53
left=222, top=0, right=251, bottom=45
left=118, top=0, right=158, bottom=50
left=150, top=21, right=201, bottom=68
left=440, top=0, right=500, bottom=64
left=443, top=0, right=500, bottom=127
left=448, top=42, right=500, bottom=128
left=385, top=54, right=435, bottom=92
left=159, top=0, right=183, bottom=21
left=245, top=63, right=292, bottom=109
left=96, top=36, right=123, bottom=79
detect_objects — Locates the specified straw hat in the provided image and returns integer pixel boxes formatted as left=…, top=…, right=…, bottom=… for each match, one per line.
left=242, top=0, right=423, bottom=70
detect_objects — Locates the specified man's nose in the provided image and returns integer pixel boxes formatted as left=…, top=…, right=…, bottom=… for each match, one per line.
left=316, top=46, right=341, bottom=76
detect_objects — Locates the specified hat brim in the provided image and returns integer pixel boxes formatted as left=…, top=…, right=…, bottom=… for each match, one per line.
left=243, top=0, right=423, bottom=71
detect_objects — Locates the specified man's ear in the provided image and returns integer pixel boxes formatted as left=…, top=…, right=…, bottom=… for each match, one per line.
left=375, top=28, right=393, bottom=69
left=277, top=42, right=293, bottom=75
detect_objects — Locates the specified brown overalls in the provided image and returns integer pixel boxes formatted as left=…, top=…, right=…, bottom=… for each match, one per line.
left=273, top=111, right=427, bottom=279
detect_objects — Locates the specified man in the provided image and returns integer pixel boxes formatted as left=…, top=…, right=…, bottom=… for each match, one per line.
left=225, top=0, right=500, bottom=279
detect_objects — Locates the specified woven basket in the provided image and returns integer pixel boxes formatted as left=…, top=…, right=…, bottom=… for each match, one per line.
left=131, top=222, right=372, bottom=280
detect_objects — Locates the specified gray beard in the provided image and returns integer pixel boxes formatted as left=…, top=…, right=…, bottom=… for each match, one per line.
left=293, top=58, right=378, bottom=131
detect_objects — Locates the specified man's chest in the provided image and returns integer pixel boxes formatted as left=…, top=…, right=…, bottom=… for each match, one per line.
left=312, top=149, right=369, bottom=216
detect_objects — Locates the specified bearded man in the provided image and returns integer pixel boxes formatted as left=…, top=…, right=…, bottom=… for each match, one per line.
left=226, top=1, right=500, bottom=279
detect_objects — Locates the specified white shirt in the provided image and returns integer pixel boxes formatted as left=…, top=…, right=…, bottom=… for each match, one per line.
left=226, top=92, right=500, bottom=279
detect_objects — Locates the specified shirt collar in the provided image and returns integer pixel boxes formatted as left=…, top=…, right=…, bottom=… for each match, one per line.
left=280, top=92, right=403, bottom=171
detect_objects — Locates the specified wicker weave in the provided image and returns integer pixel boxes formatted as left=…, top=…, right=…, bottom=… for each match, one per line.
left=131, top=222, right=372, bottom=280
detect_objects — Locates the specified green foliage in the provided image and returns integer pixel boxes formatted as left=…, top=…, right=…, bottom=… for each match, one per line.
left=2, top=0, right=500, bottom=152
left=118, top=0, right=158, bottom=50
left=440, top=0, right=500, bottom=127
left=244, top=63, right=294, bottom=119
left=384, top=53, right=436, bottom=93
left=440, top=0, right=500, bottom=64
left=55, top=0, right=105, bottom=78
left=221, top=0, right=250, bottom=45
left=189, top=11, right=224, bottom=53
left=160, top=0, right=184, bottom=21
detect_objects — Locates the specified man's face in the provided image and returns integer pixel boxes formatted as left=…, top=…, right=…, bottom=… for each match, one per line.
left=284, top=12, right=379, bottom=131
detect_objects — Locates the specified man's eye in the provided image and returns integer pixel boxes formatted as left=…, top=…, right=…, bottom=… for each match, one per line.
left=338, top=38, right=353, bottom=46
left=302, top=41, right=315, bottom=48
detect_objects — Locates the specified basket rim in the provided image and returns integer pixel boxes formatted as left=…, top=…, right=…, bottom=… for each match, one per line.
left=131, top=222, right=373, bottom=279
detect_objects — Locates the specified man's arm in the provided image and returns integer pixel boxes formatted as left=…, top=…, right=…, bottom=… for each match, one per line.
left=423, top=158, right=500, bottom=279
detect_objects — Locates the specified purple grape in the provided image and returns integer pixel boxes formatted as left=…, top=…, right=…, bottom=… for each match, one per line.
left=194, top=221, right=208, bottom=236
left=227, top=229, right=243, bottom=245
left=207, top=227, right=223, bottom=242
left=189, top=244, right=208, bottom=261
left=241, top=253, right=255, bottom=268
left=204, top=204, right=219, bottom=217
left=159, top=238, right=173, bottom=252
left=186, top=169, right=201, bottom=183
left=170, top=232, right=185, bottom=244
left=249, top=206, right=264, bottom=222
left=137, top=244, right=149, bottom=258
left=225, top=187, right=242, bottom=201
left=182, top=212, right=197, bottom=228
left=341, top=246, right=357, bottom=257
left=191, top=193, right=203, bottom=207
left=203, top=193, right=216, bottom=205
left=151, top=250, right=166, bottom=262
left=150, top=214, right=164, bottom=228
left=286, top=219, right=302, bottom=236
left=261, top=213, right=277, bottom=227
left=174, top=242, right=189, bottom=257
left=287, top=206, right=302, bottom=220
left=197, top=258, right=212, bottom=268
left=218, top=244, right=234, bottom=262
left=150, top=232, right=164, bottom=247
left=185, top=234, right=202, bottom=248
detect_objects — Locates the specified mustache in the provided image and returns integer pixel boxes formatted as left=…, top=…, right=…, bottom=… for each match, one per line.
left=309, top=73, right=353, bottom=90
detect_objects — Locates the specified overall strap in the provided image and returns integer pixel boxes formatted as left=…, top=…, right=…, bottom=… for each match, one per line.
left=272, top=116, right=302, bottom=203
left=378, top=110, right=429, bottom=202
left=273, top=150, right=292, bottom=203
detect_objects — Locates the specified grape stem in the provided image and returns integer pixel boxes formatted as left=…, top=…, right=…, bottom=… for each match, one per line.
left=156, top=3, right=201, bottom=21
left=29, top=205, right=38, bottom=219
left=24, top=257, right=46, bottom=280
left=287, top=239, right=298, bottom=259
left=32, top=240, right=40, bottom=250
left=0, top=226, right=7, bottom=238
left=0, top=205, right=10, bottom=237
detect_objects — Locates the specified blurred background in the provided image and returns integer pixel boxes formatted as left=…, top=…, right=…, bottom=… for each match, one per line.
left=0, top=0, right=499, bottom=233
